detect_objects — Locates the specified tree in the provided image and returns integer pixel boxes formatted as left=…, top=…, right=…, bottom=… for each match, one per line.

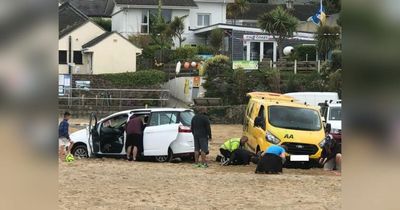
left=209, top=29, right=225, bottom=54
left=169, top=15, right=188, bottom=47
left=148, top=0, right=173, bottom=63
left=258, top=6, right=298, bottom=59
left=316, top=25, right=340, bottom=60
left=92, top=17, right=111, bottom=31
left=227, top=0, right=250, bottom=25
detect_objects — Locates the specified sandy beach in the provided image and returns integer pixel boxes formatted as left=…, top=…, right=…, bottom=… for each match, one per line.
left=59, top=124, right=341, bottom=209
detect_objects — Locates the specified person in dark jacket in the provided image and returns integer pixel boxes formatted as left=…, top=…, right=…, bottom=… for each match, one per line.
left=320, top=124, right=342, bottom=173
left=191, top=107, right=212, bottom=168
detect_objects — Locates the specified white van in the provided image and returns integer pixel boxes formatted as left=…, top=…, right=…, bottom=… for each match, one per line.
left=284, top=92, right=339, bottom=106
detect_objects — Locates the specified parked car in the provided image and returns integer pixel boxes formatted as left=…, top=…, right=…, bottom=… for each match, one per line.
left=69, top=108, right=195, bottom=162
left=243, top=92, right=325, bottom=164
left=320, top=101, right=342, bottom=142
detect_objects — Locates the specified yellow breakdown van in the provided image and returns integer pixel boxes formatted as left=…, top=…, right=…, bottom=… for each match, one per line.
left=243, top=92, right=325, bottom=163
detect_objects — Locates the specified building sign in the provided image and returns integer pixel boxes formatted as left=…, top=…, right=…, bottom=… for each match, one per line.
left=233, top=60, right=259, bottom=70
left=58, top=74, right=71, bottom=96
left=75, top=80, right=91, bottom=90
left=243, top=35, right=274, bottom=41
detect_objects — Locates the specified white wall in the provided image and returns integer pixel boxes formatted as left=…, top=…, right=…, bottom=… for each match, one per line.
left=58, top=21, right=105, bottom=74
left=112, top=8, right=143, bottom=37
left=163, top=76, right=206, bottom=104
left=87, top=33, right=142, bottom=74
left=188, top=2, right=226, bottom=29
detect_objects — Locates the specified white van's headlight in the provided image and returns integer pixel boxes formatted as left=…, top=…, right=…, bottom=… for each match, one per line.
left=266, top=131, right=280, bottom=144
left=319, top=138, right=326, bottom=148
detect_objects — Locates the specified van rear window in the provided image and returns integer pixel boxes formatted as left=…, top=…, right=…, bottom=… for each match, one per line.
left=268, top=106, right=322, bottom=131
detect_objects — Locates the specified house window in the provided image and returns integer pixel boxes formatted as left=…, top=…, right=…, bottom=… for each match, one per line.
left=197, top=14, right=210, bottom=26
left=141, top=10, right=149, bottom=33
left=73, top=51, right=83, bottom=65
left=59, top=50, right=67, bottom=64
left=141, top=9, right=172, bottom=34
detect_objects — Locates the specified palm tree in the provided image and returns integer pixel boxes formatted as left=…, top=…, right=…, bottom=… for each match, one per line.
left=169, top=15, right=188, bottom=47
left=227, top=0, right=250, bottom=25
left=209, top=29, right=225, bottom=54
left=316, top=25, right=340, bottom=60
left=258, top=6, right=298, bottom=59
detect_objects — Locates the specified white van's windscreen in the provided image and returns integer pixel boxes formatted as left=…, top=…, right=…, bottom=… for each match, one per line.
left=329, top=107, right=342, bottom=121
left=268, top=106, right=322, bottom=131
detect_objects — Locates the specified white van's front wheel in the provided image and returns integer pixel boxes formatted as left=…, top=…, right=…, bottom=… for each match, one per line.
left=154, top=149, right=172, bottom=163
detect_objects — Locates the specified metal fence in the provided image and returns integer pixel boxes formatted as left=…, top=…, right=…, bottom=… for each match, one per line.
left=259, top=59, right=321, bottom=74
left=59, top=88, right=170, bottom=110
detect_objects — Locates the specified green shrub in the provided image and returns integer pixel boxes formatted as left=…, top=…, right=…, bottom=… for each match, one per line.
left=330, top=50, right=342, bottom=70
left=291, top=45, right=317, bottom=61
left=197, top=45, right=214, bottom=54
left=172, top=46, right=199, bottom=61
left=204, top=55, right=231, bottom=77
left=101, top=70, right=167, bottom=87
left=327, top=69, right=342, bottom=96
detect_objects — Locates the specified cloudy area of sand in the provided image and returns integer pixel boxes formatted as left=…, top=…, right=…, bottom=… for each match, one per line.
left=59, top=124, right=341, bottom=209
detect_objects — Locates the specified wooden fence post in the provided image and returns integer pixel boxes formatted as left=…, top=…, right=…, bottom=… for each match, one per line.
left=294, top=60, right=297, bottom=74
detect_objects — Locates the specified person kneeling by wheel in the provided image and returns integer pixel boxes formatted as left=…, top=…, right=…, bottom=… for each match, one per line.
left=218, top=136, right=248, bottom=166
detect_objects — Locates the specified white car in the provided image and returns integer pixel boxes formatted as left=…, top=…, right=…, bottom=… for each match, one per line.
left=69, top=108, right=195, bottom=162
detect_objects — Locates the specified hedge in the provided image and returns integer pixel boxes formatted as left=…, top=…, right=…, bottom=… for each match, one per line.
left=101, top=70, right=167, bottom=87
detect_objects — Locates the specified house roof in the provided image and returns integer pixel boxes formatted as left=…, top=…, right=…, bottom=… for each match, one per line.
left=82, top=31, right=142, bottom=51
left=59, top=2, right=89, bottom=38
left=82, top=32, right=113, bottom=48
left=114, top=0, right=197, bottom=7
left=66, top=0, right=115, bottom=17
left=227, top=3, right=319, bottom=21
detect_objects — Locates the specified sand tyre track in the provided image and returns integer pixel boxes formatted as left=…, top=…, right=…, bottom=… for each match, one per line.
left=71, top=144, right=89, bottom=158
left=154, top=148, right=173, bottom=163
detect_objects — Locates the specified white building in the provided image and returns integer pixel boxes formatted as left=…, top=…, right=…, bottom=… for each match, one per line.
left=111, top=0, right=234, bottom=47
left=59, top=2, right=142, bottom=75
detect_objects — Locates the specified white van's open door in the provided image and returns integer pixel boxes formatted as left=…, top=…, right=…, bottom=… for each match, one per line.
left=143, top=111, right=180, bottom=156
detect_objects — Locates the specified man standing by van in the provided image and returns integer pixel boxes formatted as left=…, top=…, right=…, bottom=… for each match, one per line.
left=191, top=107, right=212, bottom=168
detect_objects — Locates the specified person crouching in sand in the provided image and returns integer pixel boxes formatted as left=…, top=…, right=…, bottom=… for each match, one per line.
left=255, top=145, right=288, bottom=174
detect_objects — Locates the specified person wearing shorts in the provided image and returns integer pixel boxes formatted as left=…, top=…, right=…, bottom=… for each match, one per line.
left=191, top=108, right=212, bottom=168
left=59, top=112, right=73, bottom=161
left=125, top=115, right=144, bottom=161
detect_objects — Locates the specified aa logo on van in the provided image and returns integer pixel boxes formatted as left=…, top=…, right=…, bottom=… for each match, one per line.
left=284, top=134, right=294, bottom=139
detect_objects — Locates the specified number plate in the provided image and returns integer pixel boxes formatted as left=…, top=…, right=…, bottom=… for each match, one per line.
left=290, top=155, right=309, bottom=161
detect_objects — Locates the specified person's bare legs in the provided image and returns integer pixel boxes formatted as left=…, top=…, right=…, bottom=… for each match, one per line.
left=67, top=141, right=74, bottom=155
left=132, top=146, right=138, bottom=161
left=126, top=146, right=132, bottom=160
left=194, top=151, right=199, bottom=163
left=335, top=154, right=342, bottom=175
left=200, top=151, right=207, bottom=165
left=59, top=145, right=66, bottom=161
